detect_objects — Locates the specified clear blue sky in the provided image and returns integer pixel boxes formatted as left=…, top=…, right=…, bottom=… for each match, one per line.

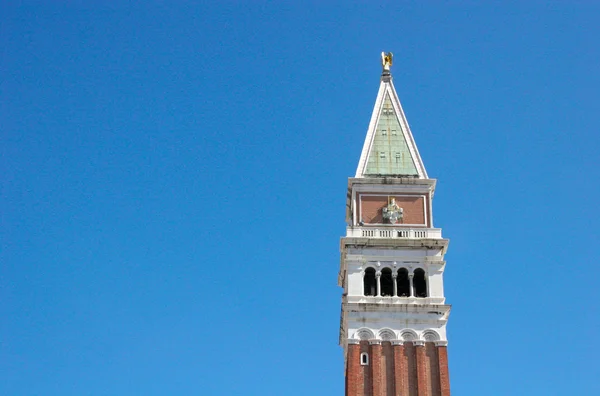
left=3, top=2, right=600, bottom=395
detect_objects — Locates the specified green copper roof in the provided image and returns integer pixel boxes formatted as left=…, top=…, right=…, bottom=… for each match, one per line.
left=364, top=93, right=419, bottom=176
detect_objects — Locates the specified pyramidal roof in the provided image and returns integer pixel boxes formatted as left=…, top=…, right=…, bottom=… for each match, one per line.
left=355, top=56, right=428, bottom=179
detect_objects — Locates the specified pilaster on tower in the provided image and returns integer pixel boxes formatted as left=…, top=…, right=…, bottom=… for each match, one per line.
left=339, top=53, right=452, bottom=396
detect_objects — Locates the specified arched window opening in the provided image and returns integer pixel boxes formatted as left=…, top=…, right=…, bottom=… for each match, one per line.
left=364, top=268, right=377, bottom=296
left=396, top=268, right=410, bottom=297
left=413, top=268, right=428, bottom=298
left=360, top=352, right=369, bottom=366
left=380, top=268, right=393, bottom=296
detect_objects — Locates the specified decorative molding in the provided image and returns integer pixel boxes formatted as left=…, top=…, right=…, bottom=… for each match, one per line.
left=344, top=302, right=450, bottom=317
left=379, top=328, right=397, bottom=341
left=422, top=329, right=440, bottom=342
left=355, top=328, right=376, bottom=340
left=346, top=254, right=446, bottom=263
left=413, top=340, right=425, bottom=346
left=351, top=180, right=436, bottom=196
left=347, top=338, right=360, bottom=345
left=400, top=329, right=418, bottom=342
left=364, top=262, right=427, bottom=273
left=368, top=339, right=382, bottom=345
left=434, top=340, right=448, bottom=347
left=391, top=340, right=404, bottom=346
left=341, top=235, right=449, bottom=251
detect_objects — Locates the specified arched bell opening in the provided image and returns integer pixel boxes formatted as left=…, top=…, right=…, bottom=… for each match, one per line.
left=413, top=268, right=428, bottom=298
left=380, top=268, right=393, bottom=296
left=364, top=267, right=377, bottom=296
left=396, top=268, right=410, bottom=297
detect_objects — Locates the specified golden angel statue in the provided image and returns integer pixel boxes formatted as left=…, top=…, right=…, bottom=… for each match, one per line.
left=381, top=52, right=393, bottom=72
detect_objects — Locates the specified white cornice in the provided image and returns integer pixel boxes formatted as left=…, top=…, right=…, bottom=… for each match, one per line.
left=349, top=177, right=436, bottom=189
left=343, top=302, right=450, bottom=315
left=341, top=236, right=450, bottom=254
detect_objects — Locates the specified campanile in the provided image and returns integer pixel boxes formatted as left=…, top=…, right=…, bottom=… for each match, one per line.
left=339, top=53, right=451, bottom=396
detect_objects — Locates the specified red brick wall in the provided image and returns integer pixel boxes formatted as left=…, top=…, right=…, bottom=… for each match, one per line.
left=371, top=343, right=382, bottom=396
left=405, top=342, right=418, bottom=396
left=359, top=195, right=427, bottom=226
left=346, top=344, right=362, bottom=396
left=346, top=341, right=449, bottom=396
left=415, top=344, right=428, bottom=396
left=382, top=342, right=395, bottom=396
left=438, top=346, right=451, bottom=396
left=393, top=343, right=406, bottom=396
left=426, top=343, right=442, bottom=396
left=361, top=341, right=371, bottom=396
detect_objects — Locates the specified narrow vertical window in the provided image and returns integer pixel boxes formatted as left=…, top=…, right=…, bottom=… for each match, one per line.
left=364, top=268, right=377, bottom=296
left=396, top=268, right=410, bottom=297
left=413, top=268, right=428, bottom=297
left=380, top=268, right=393, bottom=297
left=360, top=352, right=369, bottom=365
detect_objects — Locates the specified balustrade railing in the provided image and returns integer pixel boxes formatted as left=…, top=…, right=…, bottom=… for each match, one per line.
left=346, top=227, right=442, bottom=239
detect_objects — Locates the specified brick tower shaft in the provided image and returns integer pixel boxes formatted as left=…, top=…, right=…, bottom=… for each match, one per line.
left=345, top=342, right=450, bottom=396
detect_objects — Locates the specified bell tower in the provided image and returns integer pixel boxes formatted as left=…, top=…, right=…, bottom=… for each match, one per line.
left=339, top=53, right=451, bottom=396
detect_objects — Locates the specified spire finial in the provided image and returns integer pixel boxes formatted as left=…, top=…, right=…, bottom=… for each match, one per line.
left=381, top=52, right=393, bottom=76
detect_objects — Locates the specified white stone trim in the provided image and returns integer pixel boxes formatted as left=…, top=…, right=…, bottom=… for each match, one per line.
left=363, top=262, right=427, bottom=272
left=346, top=253, right=446, bottom=263
left=434, top=341, right=448, bottom=347
left=347, top=227, right=442, bottom=239
left=378, top=328, right=396, bottom=341
left=351, top=179, right=436, bottom=194
left=368, top=339, right=382, bottom=345
left=346, top=295, right=446, bottom=305
left=422, top=329, right=441, bottom=342
left=355, top=328, right=376, bottom=341
left=400, top=329, right=419, bottom=342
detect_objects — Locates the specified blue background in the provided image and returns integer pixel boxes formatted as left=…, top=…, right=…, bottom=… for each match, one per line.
left=3, top=2, right=600, bottom=395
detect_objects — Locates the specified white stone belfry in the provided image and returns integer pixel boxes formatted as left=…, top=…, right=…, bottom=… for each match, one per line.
left=339, top=55, right=452, bottom=396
